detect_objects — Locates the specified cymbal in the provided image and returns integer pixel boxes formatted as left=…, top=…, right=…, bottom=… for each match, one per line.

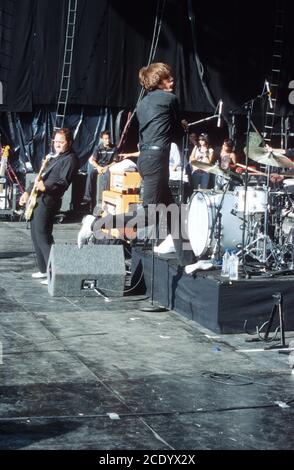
left=190, top=160, right=229, bottom=178
left=250, top=151, right=294, bottom=168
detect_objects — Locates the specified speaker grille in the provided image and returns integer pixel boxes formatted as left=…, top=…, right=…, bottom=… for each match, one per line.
left=47, top=244, right=125, bottom=297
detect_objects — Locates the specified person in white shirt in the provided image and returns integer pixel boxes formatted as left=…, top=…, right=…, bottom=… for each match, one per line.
left=188, top=133, right=214, bottom=189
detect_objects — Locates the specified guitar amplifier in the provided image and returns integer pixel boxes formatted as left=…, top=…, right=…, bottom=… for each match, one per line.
left=102, top=190, right=141, bottom=215
left=110, top=171, right=141, bottom=194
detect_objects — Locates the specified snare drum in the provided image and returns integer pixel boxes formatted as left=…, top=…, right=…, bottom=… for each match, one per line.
left=234, top=186, right=267, bottom=214
left=188, top=190, right=243, bottom=257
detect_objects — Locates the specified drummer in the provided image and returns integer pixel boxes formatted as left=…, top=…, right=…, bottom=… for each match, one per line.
left=247, top=144, right=294, bottom=188
left=214, top=138, right=237, bottom=190
left=188, top=133, right=214, bottom=189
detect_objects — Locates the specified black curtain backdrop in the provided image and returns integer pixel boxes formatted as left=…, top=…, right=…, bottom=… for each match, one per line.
left=1, top=0, right=293, bottom=113
left=1, top=0, right=294, bottom=170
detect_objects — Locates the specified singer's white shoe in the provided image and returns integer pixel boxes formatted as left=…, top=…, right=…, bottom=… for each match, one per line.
left=185, top=260, right=214, bottom=275
left=153, top=234, right=176, bottom=255
left=32, top=272, right=47, bottom=279
left=77, top=215, right=95, bottom=249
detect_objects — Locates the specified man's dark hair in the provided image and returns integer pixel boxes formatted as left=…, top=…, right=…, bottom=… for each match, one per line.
left=100, top=130, right=110, bottom=138
left=223, top=138, right=234, bottom=151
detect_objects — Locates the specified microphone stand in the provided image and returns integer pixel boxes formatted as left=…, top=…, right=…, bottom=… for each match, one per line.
left=179, top=126, right=190, bottom=204
left=187, top=114, right=219, bottom=129
left=241, top=99, right=254, bottom=268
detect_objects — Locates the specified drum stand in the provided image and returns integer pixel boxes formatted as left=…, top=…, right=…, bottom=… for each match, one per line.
left=245, top=292, right=288, bottom=349
left=230, top=94, right=272, bottom=270
left=241, top=168, right=289, bottom=269
left=210, top=180, right=231, bottom=262
left=263, top=293, right=288, bottom=349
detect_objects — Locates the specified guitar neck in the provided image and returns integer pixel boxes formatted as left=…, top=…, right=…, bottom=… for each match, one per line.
left=30, top=156, right=50, bottom=192
left=24, top=156, right=51, bottom=221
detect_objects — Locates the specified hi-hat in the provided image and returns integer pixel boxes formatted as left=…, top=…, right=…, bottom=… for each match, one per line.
left=190, top=160, right=230, bottom=178
left=250, top=150, right=294, bottom=168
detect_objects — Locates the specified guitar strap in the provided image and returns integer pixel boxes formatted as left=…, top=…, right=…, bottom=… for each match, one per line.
left=42, top=155, right=62, bottom=180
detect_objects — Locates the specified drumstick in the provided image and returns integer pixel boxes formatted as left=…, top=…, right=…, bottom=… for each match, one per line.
left=235, top=163, right=267, bottom=176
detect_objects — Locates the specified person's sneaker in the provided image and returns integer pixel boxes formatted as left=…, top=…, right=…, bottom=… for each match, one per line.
left=153, top=234, right=176, bottom=254
left=32, top=272, right=47, bottom=279
left=40, top=279, right=48, bottom=285
left=185, top=260, right=214, bottom=275
left=77, top=215, right=95, bottom=248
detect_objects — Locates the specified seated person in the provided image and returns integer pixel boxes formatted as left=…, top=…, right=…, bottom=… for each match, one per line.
left=83, top=130, right=118, bottom=208
left=214, top=138, right=237, bottom=190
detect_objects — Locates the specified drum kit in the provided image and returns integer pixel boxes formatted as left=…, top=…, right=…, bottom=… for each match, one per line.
left=188, top=150, right=294, bottom=272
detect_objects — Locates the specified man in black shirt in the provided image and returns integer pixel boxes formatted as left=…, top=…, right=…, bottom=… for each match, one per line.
left=136, top=62, right=182, bottom=253
left=20, top=128, right=79, bottom=282
left=83, top=130, right=117, bottom=208
left=78, top=63, right=183, bottom=251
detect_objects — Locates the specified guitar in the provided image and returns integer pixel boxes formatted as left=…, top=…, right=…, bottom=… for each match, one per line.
left=0, top=146, right=11, bottom=209
left=24, top=155, right=51, bottom=221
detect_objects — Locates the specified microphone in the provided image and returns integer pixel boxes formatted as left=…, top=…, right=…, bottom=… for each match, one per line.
left=217, top=100, right=223, bottom=128
left=265, top=80, right=273, bottom=109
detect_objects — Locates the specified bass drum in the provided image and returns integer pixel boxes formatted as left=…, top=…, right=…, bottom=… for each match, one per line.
left=188, top=190, right=243, bottom=258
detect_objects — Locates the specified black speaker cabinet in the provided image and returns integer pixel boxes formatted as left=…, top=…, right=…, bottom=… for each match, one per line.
left=47, top=244, right=125, bottom=297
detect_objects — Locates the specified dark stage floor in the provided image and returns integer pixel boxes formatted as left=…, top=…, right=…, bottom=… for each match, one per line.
left=0, top=221, right=294, bottom=454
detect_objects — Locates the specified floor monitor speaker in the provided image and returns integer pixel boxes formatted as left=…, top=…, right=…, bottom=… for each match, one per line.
left=47, top=244, right=125, bottom=297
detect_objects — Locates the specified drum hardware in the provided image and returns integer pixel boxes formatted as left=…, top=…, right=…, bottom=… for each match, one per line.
left=262, top=293, right=288, bottom=349
left=289, top=228, right=294, bottom=270
left=229, top=98, right=294, bottom=272
left=239, top=145, right=294, bottom=268
left=245, top=293, right=288, bottom=349
left=210, top=182, right=231, bottom=262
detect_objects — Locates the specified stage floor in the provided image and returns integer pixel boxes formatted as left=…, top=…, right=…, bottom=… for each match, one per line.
left=0, top=221, right=294, bottom=455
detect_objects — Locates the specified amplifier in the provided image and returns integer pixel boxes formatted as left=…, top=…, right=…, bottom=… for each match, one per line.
left=102, top=190, right=141, bottom=215
left=101, top=190, right=140, bottom=239
left=110, top=171, right=141, bottom=194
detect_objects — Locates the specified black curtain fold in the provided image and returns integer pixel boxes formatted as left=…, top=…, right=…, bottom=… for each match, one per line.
left=0, top=106, right=114, bottom=171
left=0, top=0, right=293, bottom=114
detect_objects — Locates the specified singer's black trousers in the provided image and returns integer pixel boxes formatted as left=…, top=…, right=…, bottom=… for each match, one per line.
left=30, top=194, right=61, bottom=273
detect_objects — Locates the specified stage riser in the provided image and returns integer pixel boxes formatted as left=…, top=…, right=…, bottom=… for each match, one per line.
left=131, top=248, right=294, bottom=334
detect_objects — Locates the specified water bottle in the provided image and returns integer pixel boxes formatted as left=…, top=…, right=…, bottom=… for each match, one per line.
left=229, top=251, right=239, bottom=280
left=221, top=249, right=230, bottom=277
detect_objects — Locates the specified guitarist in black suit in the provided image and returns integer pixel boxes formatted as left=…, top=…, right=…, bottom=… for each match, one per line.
left=19, top=128, right=79, bottom=283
